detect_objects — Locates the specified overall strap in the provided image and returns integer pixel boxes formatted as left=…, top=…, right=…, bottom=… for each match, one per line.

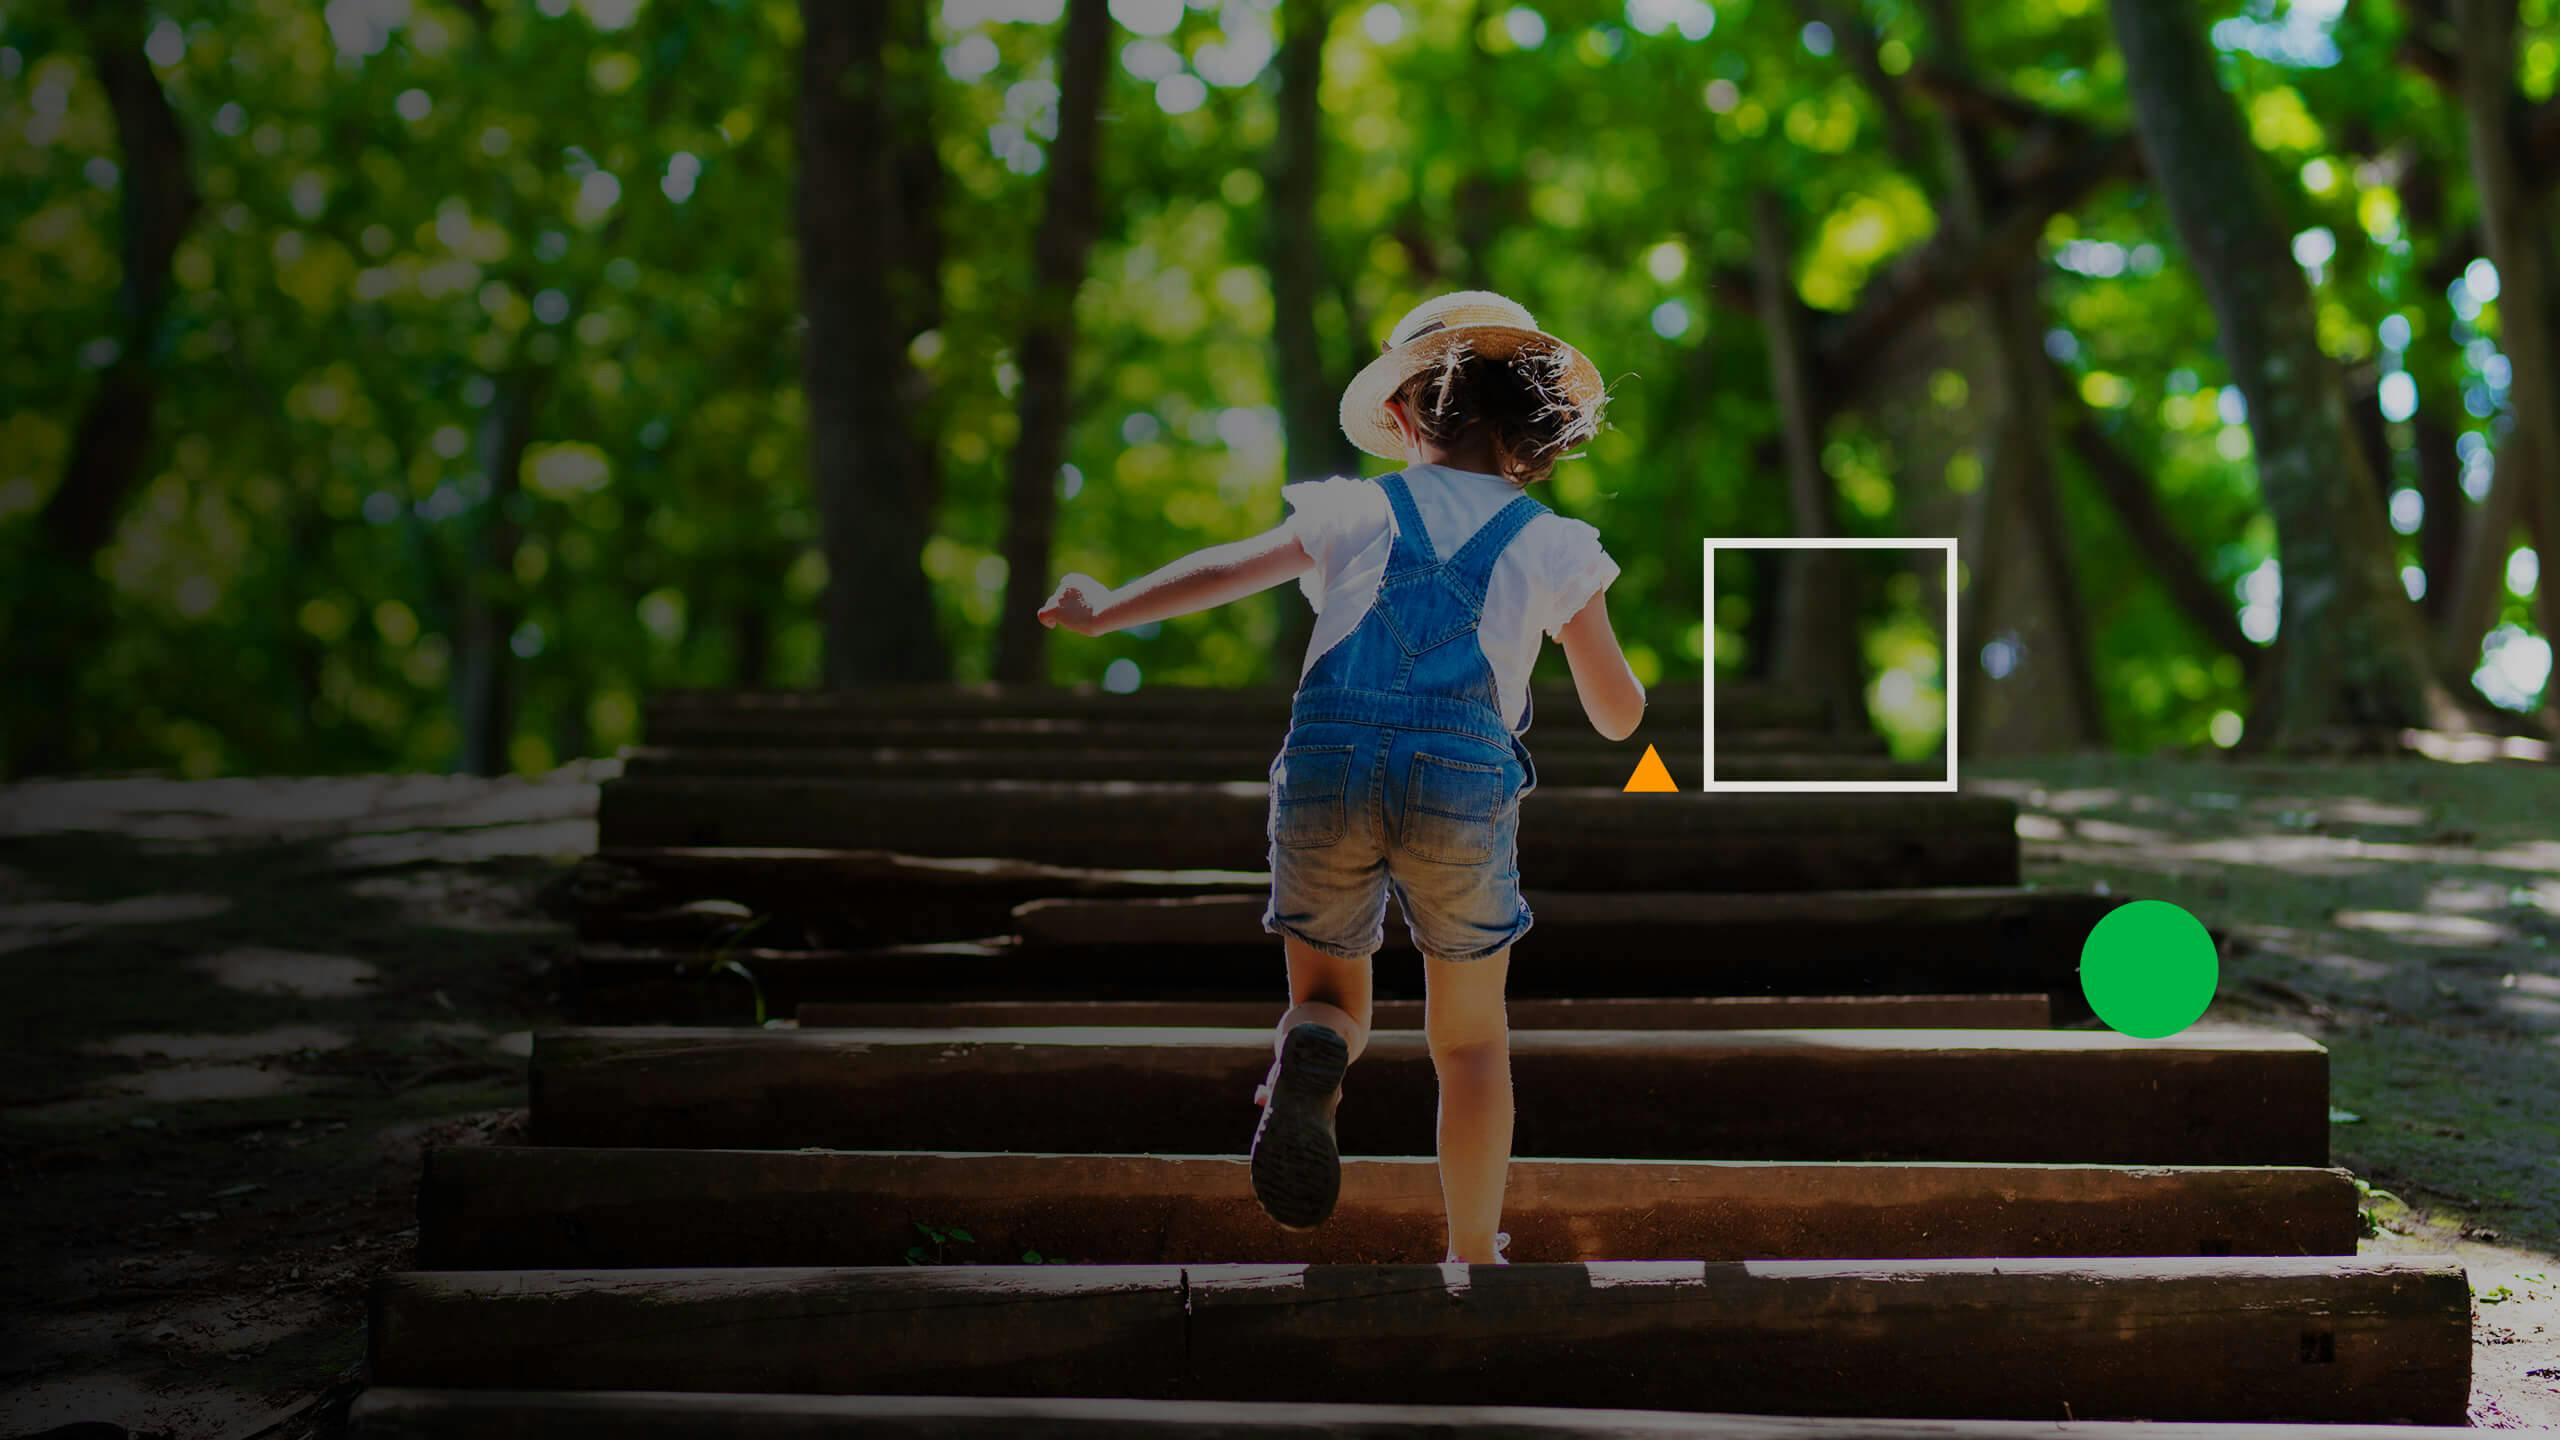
left=1443, top=492, right=1550, bottom=595
left=1374, top=471, right=1438, bottom=574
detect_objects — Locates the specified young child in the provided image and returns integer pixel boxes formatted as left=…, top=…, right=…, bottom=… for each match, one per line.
left=1037, top=290, right=1645, bottom=1265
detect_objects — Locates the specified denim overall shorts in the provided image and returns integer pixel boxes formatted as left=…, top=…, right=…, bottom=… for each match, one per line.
left=1262, top=470, right=1546, bottom=963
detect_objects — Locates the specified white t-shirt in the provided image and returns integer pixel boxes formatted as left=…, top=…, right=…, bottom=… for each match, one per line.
left=1282, top=462, right=1620, bottom=733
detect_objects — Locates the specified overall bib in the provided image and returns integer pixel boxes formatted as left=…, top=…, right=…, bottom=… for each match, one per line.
left=1262, top=470, right=1547, bottom=963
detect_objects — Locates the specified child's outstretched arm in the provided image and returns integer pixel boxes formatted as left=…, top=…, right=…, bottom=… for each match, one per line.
left=1037, top=523, right=1314, bottom=637
left=1556, top=588, right=1646, bottom=740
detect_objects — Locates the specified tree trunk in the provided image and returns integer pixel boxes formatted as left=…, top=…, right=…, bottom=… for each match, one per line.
left=455, top=382, right=535, bottom=775
left=2441, top=444, right=2525, bottom=672
left=1750, top=193, right=1866, bottom=730
left=2110, top=0, right=2452, bottom=744
left=2054, top=372, right=2259, bottom=678
left=732, top=601, right=773, bottom=690
left=1910, top=0, right=2101, bottom=752
left=4, top=1, right=200, bottom=776
left=1268, top=0, right=1349, bottom=678
left=2454, top=0, right=2560, bottom=724
left=40, top=1, right=198, bottom=561
left=2412, top=411, right=2464, bottom=626
left=2394, top=153, right=2471, bottom=629
left=992, top=0, right=1112, bottom=685
left=799, top=0, right=950, bottom=689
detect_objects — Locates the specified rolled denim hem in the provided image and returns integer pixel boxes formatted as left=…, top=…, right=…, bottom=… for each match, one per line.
left=1417, top=906, right=1533, bottom=963
left=1262, top=910, right=1383, bottom=961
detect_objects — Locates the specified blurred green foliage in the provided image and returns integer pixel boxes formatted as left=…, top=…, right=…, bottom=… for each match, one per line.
left=0, top=0, right=2548, bottom=776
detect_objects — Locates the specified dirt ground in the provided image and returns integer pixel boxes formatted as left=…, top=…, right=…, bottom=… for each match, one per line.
left=0, top=772, right=591, bottom=1439
left=1, top=755, right=2555, bottom=1435
left=1973, top=754, right=2560, bottom=1428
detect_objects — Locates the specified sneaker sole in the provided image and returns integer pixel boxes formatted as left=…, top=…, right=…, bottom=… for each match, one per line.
left=1249, top=1022, right=1349, bottom=1232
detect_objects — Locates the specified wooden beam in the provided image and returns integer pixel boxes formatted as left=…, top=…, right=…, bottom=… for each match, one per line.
left=568, top=936, right=2083, bottom=1023
left=581, top=846, right=1266, bottom=909
left=638, top=713, right=1884, bottom=758
left=614, top=745, right=1937, bottom=787
left=568, top=846, right=1270, bottom=956
left=366, top=1258, right=2469, bottom=1422
left=415, top=1146, right=2355, bottom=1269
left=647, top=681, right=1821, bottom=725
left=792, top=995, right=2055, bottom=1030
left=594, top=782, right=2020, bottom=892
left=569, top=879, right=2107, bottom=1021
left=528, top=1026, right=2330, bottom=1165
left=636, top=683, right=1861, bottom=757
left=345, top=1389, right=2486, bottom=1439
left=1011, top=886, right=2109, bottom=955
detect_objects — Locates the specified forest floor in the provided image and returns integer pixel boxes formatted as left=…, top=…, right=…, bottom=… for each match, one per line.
left=0, top=754, right=2555, bottom=1436
left=1973, top=754, right=2560, bottom=1428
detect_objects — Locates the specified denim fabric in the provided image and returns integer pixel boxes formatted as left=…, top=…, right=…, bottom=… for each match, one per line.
left=1263, top=470, right=1547, bottom=962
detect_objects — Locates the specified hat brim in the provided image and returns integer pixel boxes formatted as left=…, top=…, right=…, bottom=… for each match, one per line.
left=1337, top=323, right=1606, bottom=463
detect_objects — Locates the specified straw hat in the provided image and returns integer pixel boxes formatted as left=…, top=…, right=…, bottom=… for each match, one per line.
left=1337, top=289, right=1606, bottom=462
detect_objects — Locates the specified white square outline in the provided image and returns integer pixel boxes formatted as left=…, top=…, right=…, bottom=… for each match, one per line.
left=1701, top=538, right=1960, bottom=794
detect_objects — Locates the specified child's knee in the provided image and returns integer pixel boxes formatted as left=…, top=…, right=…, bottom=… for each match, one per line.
left=1425, top=1016, right=1508, bottom=1068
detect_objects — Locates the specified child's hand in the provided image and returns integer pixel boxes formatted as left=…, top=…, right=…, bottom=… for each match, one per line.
left=1037, top=573, right=1114, bottom=635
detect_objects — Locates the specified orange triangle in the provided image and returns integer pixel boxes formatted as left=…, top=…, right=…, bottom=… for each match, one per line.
left=1622, top=743, right=1678, bottom=793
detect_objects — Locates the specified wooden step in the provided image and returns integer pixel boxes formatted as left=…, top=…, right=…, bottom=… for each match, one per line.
left=529, top=1026, right=2328, bottom=1165
left=574, top=846, right=1266, bottom=919
left=638, top=714, right=1889, bottom=759
left=645, top=681, right=1834, bottom=729
left=568, top=881, right=2111, bottom=1021
left=568, top=847, right=1269, bottom=951
left=566, top=944, right=2075, bottom=1025
left=365, top=1258, right=2469, bottom=1422
left=1013, top=887, right=2109, bottom=954
left=596, top=782, right=2018, bottom=891
left=617, top=745, right=1938, bottom=786
left=416, top=1147, right=2357, bottom=1269
left=349, top=1389, right=2482, bottom=1439
left=792, top=995, right=2055, bottom=1030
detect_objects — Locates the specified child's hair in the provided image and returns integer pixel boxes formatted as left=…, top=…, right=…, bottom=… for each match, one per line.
left=1392, top=338, right=1606, bottom=486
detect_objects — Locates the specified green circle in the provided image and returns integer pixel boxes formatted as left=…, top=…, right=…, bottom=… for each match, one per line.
left=2079, top=899, right=2219, bottom=1039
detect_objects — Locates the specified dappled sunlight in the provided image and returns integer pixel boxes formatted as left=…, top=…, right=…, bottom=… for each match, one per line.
left=2036, top=787, right=2124, bottom=814
left=0, top=893, right=233, bottom=956
left=121, top=1064, right=312, bottom=1103
left=2062, top=817, right=2176, bottom=846
left=2336, top=910, right=2515, bottom=947
left=2496, top=992, right=2560, bottom=1023
left=2304, top=951, right=2395, bottom=983
left=2317, top=797, right=2434, bottom=827
left=399, top=1020, right=535, bottom=1058
left=14, top=1064, right=319, bottom=1124
left=190, top=947, right=377, bottom=1000
left=2424, top=877, right=2517, bottom=913
left=88, top=1025, right=350, bottom=1062
left=0, top=771, right=603, bottom=845
left=2400, top=730, right=2554, bottom=764
left=328, top=815, right=595, bottom=872
left=2077, top=833, right=2560, bottom=878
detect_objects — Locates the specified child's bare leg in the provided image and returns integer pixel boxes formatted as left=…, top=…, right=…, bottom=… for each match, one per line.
left=1277, top=933, right=1373, bottom=1064
left=1423, top=946, right=1512, bottom=1263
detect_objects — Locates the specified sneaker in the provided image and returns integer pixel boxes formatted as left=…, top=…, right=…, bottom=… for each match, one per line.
left=1447, top=1231, right=1512, bottom=1265
left=1248, top=1021, right=1350, bottom=1231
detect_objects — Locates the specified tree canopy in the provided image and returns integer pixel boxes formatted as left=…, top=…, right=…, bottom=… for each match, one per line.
left=3, top=0, right=2554, bottom=776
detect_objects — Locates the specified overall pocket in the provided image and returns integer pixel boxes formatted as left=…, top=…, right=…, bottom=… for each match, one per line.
left=1269, top=744, right=1356, bottom=849
left=1401, top=750, right=1515, bottom=865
